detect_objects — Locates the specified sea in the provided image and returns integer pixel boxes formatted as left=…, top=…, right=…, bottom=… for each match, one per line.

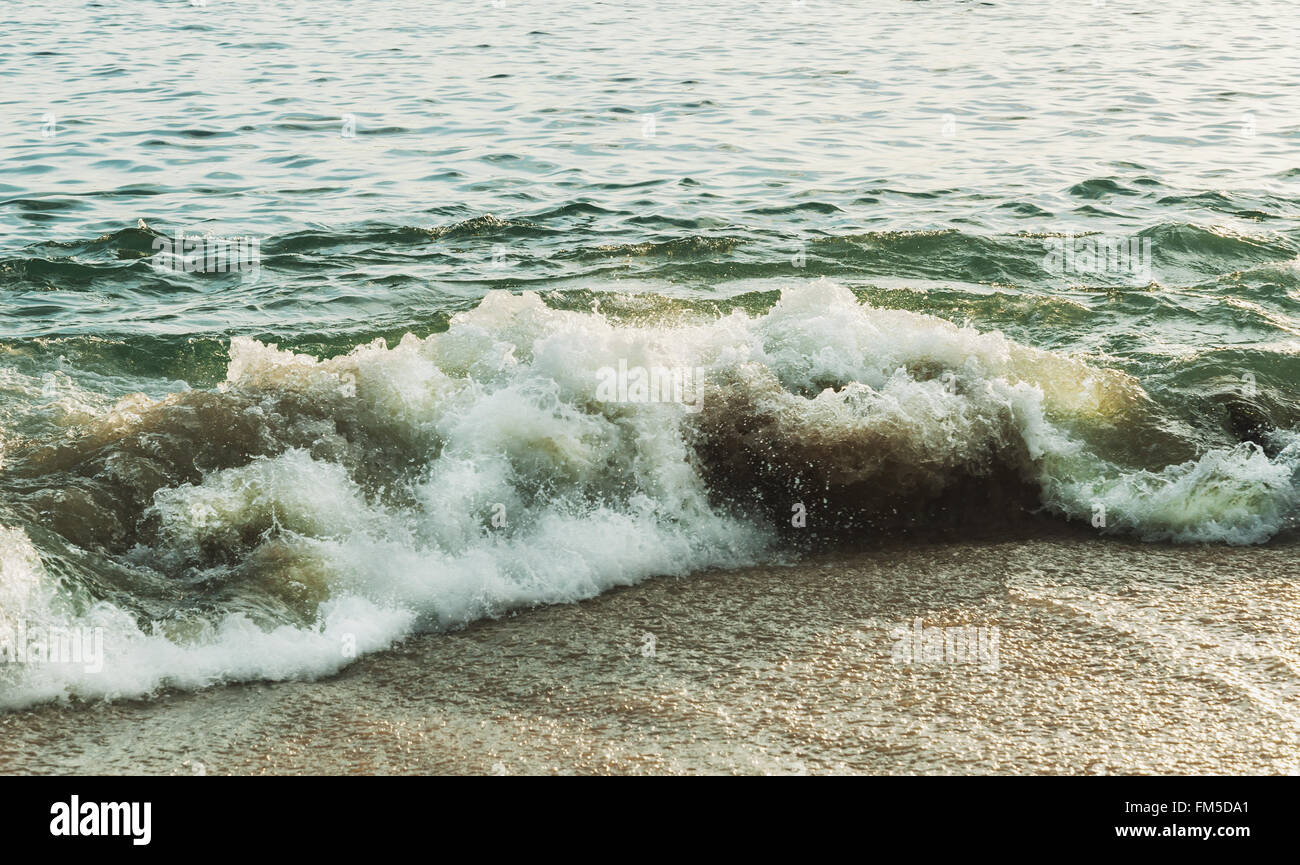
left=0, top=0, right=1298, bottom=772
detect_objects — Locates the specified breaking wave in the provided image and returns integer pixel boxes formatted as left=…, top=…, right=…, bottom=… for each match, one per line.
left=1, top=281, right=1297, bottom=708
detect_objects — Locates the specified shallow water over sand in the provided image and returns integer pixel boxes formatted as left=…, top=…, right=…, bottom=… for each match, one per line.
left=3, top=534, right=1296, bottom=775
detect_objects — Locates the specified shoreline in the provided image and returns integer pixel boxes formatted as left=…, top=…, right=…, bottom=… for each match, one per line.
left=2, top=532, right=1297, bottom=775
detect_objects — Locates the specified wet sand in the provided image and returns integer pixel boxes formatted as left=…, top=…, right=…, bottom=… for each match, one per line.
left=2, top=533, right=1297, bottom=775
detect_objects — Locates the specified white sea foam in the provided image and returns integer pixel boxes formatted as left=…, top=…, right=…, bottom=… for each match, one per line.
left=1, top=281, right=1295, bottom=708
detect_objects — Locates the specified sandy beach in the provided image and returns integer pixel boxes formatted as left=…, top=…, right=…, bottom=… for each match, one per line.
left=4, top=531, right=1296, bottom=775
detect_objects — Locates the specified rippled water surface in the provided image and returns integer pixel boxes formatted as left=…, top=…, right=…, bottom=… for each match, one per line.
left=4, top=1, right=1299, bottom=332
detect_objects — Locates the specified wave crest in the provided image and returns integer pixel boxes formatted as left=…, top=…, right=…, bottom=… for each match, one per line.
left=1, top=280, right=1296, bottom=708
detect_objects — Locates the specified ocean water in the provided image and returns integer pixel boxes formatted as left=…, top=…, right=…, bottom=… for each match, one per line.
left=1, top=0, right=1299, bottom=711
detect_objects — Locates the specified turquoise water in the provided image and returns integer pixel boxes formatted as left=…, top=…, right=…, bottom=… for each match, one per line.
left=1, top=0, right=1298, bottom=707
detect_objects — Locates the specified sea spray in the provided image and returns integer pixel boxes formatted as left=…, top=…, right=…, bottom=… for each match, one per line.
left=0, top=282, right=1296, bottom=709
